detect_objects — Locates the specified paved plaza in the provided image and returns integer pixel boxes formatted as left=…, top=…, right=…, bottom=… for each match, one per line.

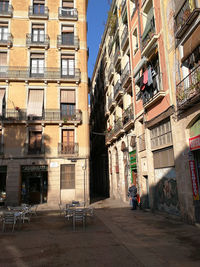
left=0, top=199, right=200, bottom=267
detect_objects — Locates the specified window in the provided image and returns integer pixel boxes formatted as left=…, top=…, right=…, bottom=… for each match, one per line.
left=32, top=24, right=45, bottom=43
left=132, top=28, right=138, bottom=54
left=33, top=0, right=45, bottom=15
left=151, top=120, right=172, bottom=150
left=61, top=25, right=74, bottom=45
left=0, top=52, right=7, bottom=73
left=29, top=130, right=42, bottom=154
left=61, top=0, right=74, bottom=16
left=62, top=129, right=74, bottom=154
left=60, top=164, right=75, bottom=189
left=61, top=54, right=75, bottom=77
left=0, top=22, right=8, bottom=41
left=0, top=88, right=5, bottom=116
left=0, top=0, right=9, bottom=12
left=60, top=90, right=75, bottom=120
left=30, top=53, right=44, bottom=76
left=27, top=89, right=44, bottom=118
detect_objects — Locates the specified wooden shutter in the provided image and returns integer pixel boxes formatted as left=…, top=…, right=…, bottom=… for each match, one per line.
left=62, top=1, right=74, bottom=8
left=61, top=164, right=75, bottom=189
left=0, top=53, right=7, bottom=66
left=27, top=89, right=44, bottom=117
left=60, top=90, right=75, bottom=103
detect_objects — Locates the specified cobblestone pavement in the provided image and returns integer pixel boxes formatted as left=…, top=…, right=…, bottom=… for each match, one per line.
left=0, top=200, right=200, bottom=267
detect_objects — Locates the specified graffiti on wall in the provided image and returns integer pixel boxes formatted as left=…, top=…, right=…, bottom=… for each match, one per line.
left=154, top=168, right=180, bottom=215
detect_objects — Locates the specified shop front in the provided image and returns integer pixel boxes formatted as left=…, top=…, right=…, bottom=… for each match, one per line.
left=0, top=166, right=6, bottom=205
left=21, top=165, right=48, bottom=205
left=189, top=117, right=200, bottom=222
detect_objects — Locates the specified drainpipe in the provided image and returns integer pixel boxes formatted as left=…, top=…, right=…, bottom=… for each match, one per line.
left=137, top=0, right=143, bottom=53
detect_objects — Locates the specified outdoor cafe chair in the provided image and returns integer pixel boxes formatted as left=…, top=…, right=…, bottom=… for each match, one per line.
left=65, top=207, right=75, bottom=221
left=73, top=208, right=86, bottom=231
left=30, top=205, right=38, bottom=216
left=2, top=212, right=17, bottom=232
left=58, top=203, right=66, bottom=216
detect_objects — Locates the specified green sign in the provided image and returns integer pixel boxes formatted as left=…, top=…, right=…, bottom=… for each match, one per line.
left=190, top=117, right=200, bottom=138
left=129, top=150, right=137, bottom=169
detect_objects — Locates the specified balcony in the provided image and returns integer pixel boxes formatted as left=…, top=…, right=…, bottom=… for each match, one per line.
left=0, top=5, right=13, bottom=17
left=113, top=118, right=124, bottom=138
left=28, top=6, right=49, bottom=19
left=114, top=81, right=123, bottom=101
left=142, top=74, right=166, bottom=108
left=122, top=105, right=134, bottom=131
left=1, top=109, right=82, bottom=124
left=24, top=143, right=45, bottom=155
left=105, top=129, right=115, bottom=145
left=58, top=7, right=78, bottom=20
left=58, top=143, right=79, bottom=156
left=104, top=75, right=109, bottom=91
left=108, top=63, right=114, bottom=82
left=26, top=34, right=49, bottom=49
left=141, top=17, right=159, bottom=56
left=0, top=33, right=13, bottom=48
left=105, top=105, right=110, bottom=117
left=121, top=25, right=129, bottom=51
left=108, top=38, right=114, bottom=55
left=175, top=0, right=200, bottom=39
left=108, top=95, right=116, bottom=111
left=121, top=0, right=127, bottom=22
left=57, top=35, right=79, bottom=50
left=121, top=62, right=131, bottom=88
left=176, top=64, right=200, bottom=110
left=0, top=66, right=81, bottom=83
left=113, top=46, right=121, bottom=68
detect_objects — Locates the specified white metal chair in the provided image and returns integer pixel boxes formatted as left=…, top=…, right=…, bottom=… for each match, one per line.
left=30, top=205, right=38, bottom=216
left=2, top=212, right=17, bottom=232
left=73, top=209, right=86, bottom=231
left=65, top=207, right=75, bottom=221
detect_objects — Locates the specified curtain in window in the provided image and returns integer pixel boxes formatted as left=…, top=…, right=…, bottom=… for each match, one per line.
left=27, top=89, right=44, bottom=117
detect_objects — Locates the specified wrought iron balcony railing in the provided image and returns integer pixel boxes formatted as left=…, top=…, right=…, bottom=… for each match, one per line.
left=121, top=25, right=128, bottom=50
left=0, top=33, right=13, bottom=47
left=108, top=95, right=116, bottom=110
left=114, top=80, right=123, bottom=100
left=113, top=46, right=121, bottom=66
left=176, top=64, right=200, bottom=108
left=26, top=34, right=50, bottom=48
left=113, top=118, right=124, bottom=136
left=122, top=105, right=134, bottom=125
left=1, top=109, right=82, bottom=122
left=142, top=17, right=155, bottom=50
left=0, top=66, right=81, bottom=82
left=108, top=38, right=114, bottom=55
left=121, top=62, right=131, bottom=86
left=57, top=35, right=79, bottom=50
left=24, top=143, right=45, bottom=155
left=142, top=74, right=163, bottom=105
left=58, top=142, right=79, bottom=155
left=174, top=0, right=199, bottom=38
left=0, top=4, right=13, bottom=17
left=108, top=63, right=114, bottom=81
left=58, top=7, right=78, bottom=20
left=28, top=6, right=49, bottom=18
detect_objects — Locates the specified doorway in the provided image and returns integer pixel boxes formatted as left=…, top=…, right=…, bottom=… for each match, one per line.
left=21, top=165, right=48, bottom=204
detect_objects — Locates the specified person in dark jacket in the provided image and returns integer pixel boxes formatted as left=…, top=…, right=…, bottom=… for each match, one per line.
left=128, top=184, right=137, bottom=210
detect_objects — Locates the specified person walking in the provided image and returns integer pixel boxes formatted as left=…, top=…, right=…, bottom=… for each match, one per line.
left=128, top=183, right=137, bottom=210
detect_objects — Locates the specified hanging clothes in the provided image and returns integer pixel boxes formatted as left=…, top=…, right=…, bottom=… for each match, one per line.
left=148, top=66, right=153, bottom=86
left=143, top=69, right=148, bottom=84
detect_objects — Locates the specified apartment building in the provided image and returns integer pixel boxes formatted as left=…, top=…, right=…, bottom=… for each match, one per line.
left=162, top=0, right=200, bottom=222
left=90, top=0, right=136, bottom=202
left=0, top=0, right=89, bottom=207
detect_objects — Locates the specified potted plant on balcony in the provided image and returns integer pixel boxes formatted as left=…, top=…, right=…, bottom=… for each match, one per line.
left=108, top=11, right=117, bottom=37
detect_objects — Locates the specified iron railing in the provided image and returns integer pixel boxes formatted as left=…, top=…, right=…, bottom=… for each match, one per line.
left=176, top=64, right=200, bottom=107
left=108, top=63, right=114, bottom=81
left=113, top=118, right=123, bottom=135
left=0, top=66, right=81, bottom=82
left=108, top=95, right=115, bottom=110
left=114, top=80, right=123, bottom=99
left=1, top=109, right=82, bottom=122
left=121, top=62, right=131, bottom=85
left=58, top=7, right=78, bottom=19
left=57, top=35, right=79, bottom=49
left=121, top=25, right=128, bottom=49
left=113, top=46, right=121, bottom=66
left=58, top=142, right=79, bottom=155
left=26, top=34, right=49, bottom=47
left=0, top=4, right=13, bottom=16
left=28, top=6, right=49, bottom=18
left=142, top=74, right=162, bottom=105
left=24, top=143, right=45, bottom=155
left=142, top=17, right=155, bottom=50
left=122, top=105, right=134, bottom=125
left=174, top=0, right=192, bottom=34
left=0, top=33, right=13, bottom=46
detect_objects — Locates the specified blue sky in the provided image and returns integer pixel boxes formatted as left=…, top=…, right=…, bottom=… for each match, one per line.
left=87, top=0, right=111, bottom=79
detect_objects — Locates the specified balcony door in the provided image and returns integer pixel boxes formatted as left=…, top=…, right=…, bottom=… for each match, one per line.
left=61, top=25, right=74, bottom=46
left=0, top=25, right=8, bottom=41
left=61, top=55, right=75, bottom=77
left=62, top=0, right=74, bottom=16
left=30, top=54, right=44, bottom=77
left=60, top=89, right=75, bottom=120
left=32, top=24, right=44, bottom=43
left=29, top=131, right=42, bottom=154
left=0, top=1, right=9, bottom=12
left=33, top=0, right=45, bottom=15
left=62, top=129, right=74, bottom=154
